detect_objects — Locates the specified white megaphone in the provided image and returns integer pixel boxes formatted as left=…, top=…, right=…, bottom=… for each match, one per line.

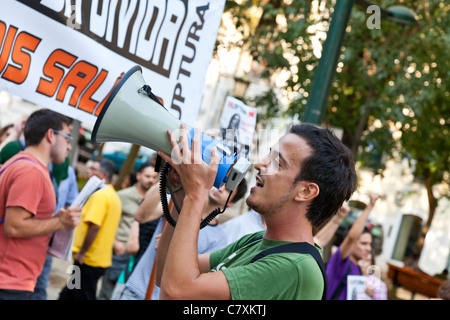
left=92, top=65, right=249, bottom=191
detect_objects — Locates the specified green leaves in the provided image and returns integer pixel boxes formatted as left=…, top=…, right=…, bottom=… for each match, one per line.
left=221, top=1, right=448, bottom=195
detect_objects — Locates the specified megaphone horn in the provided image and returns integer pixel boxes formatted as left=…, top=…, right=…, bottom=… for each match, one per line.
left=92, top=65, right=250, bottom=191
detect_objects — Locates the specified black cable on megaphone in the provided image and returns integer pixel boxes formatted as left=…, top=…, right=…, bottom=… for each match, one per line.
left=158, top=161, right=234, bottom=229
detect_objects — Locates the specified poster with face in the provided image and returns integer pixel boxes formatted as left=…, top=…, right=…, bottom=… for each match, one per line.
left=219, top=96, right=256, bottom=160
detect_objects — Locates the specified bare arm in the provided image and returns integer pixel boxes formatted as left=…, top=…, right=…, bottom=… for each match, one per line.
left=4, top=205, right=81, bottom=238
left=126, top=220, right=140, bottom=255
left=134, top=184, right=163, bottom=224
left=314, top=202, right=350, bottom=248
left=155, top=165, right=186, bottom=287
left=159, top=196, right=230, bottom=300
left=156, top=127, right=231, bottom=300
left=339, top=193, right=380, bottom=259
left=73, top=222, right=99, bottom=264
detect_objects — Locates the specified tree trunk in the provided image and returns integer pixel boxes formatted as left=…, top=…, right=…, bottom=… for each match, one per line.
left=415, top=171, right=439, bottom=256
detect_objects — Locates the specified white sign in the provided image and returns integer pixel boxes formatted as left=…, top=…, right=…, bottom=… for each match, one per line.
left=347, top=275, right=372, bottom=300
left=0, top=0, right=225, bottom=126
left=219, top=96, right=257, bottom=159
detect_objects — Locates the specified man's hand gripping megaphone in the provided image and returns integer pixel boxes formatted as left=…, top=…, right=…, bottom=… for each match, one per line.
left=157, top=123, right=221, bottom=211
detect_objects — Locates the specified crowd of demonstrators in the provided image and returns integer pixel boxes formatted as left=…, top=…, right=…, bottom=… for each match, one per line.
left=0, top=111, right=402, bottom=301
left=0, top=109, right=81, bottom=300
left=58, top=158, right=121, bottom=300
left=98, top=161, right=158, bottom=300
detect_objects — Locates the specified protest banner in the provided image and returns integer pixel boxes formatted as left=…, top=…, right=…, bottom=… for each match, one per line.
left=0, top=0, right=225, bottom=126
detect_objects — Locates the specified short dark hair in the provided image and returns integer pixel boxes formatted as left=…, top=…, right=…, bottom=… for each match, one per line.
left=136, top=161, right=155, bottom=173
left=231, top=178, right=248, bottom=203
left=24, top=109, right=72, bottom=147
left=290, top=123, right=358, bottom=228
left=99, top=158, right=116, bottom=183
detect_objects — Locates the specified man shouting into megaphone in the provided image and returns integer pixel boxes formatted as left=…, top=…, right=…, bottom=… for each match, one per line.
left=155, top=123, right=357, bottom=300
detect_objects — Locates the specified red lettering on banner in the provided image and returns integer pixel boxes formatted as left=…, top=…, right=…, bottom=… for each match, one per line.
left=79, top=69, right=108, bottom=113
left=95, top=72, right=123, bottom=116
left=0, top=23, right=17, bottom=73
left=37, top=49, right=77, bottom=97
left=56, top=61, right=98, bottom=107
left=37, top=49, right=117, bottom=115
left=0, top=22, right=40, bottom=84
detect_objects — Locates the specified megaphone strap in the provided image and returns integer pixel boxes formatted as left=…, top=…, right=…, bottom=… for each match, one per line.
left=138, top=85, right=165, bottom=108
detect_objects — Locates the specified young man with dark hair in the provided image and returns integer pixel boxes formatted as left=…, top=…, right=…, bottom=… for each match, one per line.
left=0, top=109, right=81, bottom=300
left=155, top=123, right=358, bottom=300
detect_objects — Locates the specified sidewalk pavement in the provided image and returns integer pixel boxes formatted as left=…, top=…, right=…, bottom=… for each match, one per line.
left=46, top=258, right=72, bottom=300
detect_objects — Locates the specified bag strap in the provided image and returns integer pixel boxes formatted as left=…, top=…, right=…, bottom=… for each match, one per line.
left=0, top=157, right=39, bottom=224
left=249, top=239, right=328, bottom=300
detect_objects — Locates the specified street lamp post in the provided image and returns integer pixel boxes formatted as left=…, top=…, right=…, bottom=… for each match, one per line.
left=302, top=0, right=354, bottom=125
left=302, top=0, right=418, bottom=125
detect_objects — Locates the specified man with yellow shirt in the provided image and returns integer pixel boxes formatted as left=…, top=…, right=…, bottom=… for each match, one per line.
left=58, top=158, right=121, bottom=300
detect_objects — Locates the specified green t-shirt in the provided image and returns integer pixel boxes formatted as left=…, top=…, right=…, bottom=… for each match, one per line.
left=209, top=231, right=324, bottom=300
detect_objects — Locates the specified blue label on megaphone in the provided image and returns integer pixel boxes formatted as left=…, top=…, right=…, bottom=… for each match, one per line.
left=186, top=128, right=237, bottom=189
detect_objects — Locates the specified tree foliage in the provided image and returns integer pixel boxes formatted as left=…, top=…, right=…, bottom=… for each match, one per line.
left=221, top=0, right=449, bottom=254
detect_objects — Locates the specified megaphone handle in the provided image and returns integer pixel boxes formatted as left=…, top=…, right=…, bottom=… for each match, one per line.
left=159, top=161, right=232, bottom=229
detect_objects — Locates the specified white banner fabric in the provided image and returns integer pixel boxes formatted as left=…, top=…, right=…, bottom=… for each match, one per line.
left=0, top=0, right=225, bottom=126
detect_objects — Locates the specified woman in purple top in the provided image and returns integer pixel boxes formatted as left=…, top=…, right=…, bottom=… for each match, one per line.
left=325, top=193, right=380, bottom=300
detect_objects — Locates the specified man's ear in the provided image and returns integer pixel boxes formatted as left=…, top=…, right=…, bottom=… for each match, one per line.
left=46, top=128, right=56, bottom=144
left=294, top=182, right=319, bottom=202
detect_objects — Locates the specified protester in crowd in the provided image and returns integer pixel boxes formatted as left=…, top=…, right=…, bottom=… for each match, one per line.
left=155, top=123, right=357, bottom=300
left=108, top=182, right=163, bottom=300
left=0, top=119, right=25, bottom=162
left=58, top=158, right=121, bottom=300
left=98, top=161, right=158, bottom=300
left=118, top=178, right=248, bottom=300
left=0, top=119, right=25, bottom=152
left=128, top=183, right=163, bottom=267
left=32, top=159, right=79, bottom=300
left=0, top=109, right=81, bottom=300
left=220, top=209, right=265, bottom=245
left=326, top=192, right=381, bottom=300
left=0, top=124, right=13, bottom=144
